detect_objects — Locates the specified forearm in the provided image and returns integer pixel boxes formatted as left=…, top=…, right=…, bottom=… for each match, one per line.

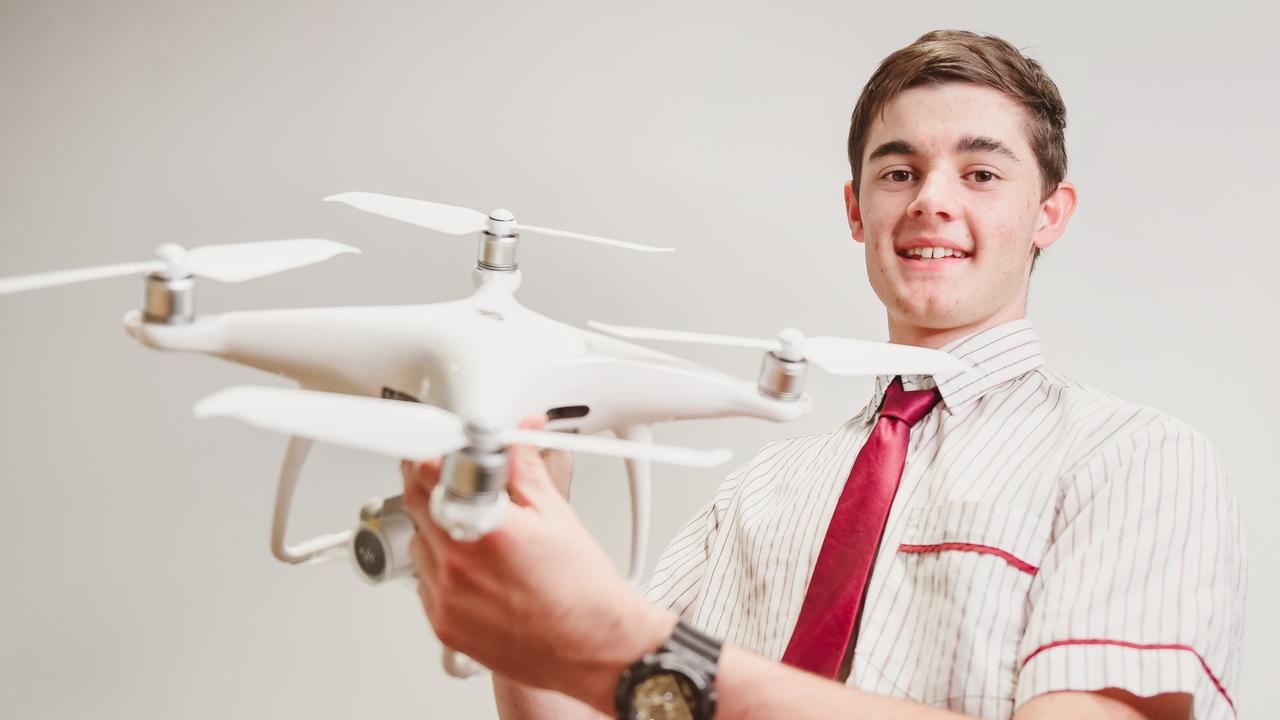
left=570, top=603, right=968, bottom=720
left=714, top=644, right=969, bottom=720
left=710, top=647, right=1180, bottom=719
left=493, top=675, right=609, bottom=720
left=566, top=603, right=1176, bottom=720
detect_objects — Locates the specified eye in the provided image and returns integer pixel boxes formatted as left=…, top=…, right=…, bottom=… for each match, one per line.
left=883, top=169, right=915, bottom=183
left=967, top=170, right=997, bottom=183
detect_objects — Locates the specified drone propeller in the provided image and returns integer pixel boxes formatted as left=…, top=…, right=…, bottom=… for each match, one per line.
left=324, top=191, right=673, bottom=253
left=587, top=321, right=969, bottom=377
left=0, top=239, right=359, bottom=295
left=194, top=385, right=731, bottom=468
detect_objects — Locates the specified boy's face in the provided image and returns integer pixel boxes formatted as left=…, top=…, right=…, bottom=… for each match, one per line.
left=846, top=82, right=1074, bottom=347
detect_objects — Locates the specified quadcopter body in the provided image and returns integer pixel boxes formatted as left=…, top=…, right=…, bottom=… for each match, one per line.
left=124, top=267, right=810, bottom=433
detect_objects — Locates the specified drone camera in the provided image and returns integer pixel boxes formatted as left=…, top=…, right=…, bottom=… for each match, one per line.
left=351, top=495, right=417, bottom=583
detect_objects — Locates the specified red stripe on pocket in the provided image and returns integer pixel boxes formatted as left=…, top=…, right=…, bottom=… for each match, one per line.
left=897, top=542, right=1038, bottom=575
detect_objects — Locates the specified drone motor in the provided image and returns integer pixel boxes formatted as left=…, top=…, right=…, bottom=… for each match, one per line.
left=143, top=272, right=196, bottom=325
left=430, top=441, right=511, bottom=542
left=140, top=243, right=196, bottom=324
left=757, top=352, right=807, bottom=401
left=476, top=209, right=519, bottom=272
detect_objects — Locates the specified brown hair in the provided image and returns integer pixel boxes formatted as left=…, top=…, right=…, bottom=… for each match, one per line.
left=848, top=30, right=1067, bottom=203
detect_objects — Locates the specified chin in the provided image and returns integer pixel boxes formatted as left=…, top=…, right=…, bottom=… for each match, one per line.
left=891, top=303, right=984, bottom=335
left=894, top=296, right=965, bottom=324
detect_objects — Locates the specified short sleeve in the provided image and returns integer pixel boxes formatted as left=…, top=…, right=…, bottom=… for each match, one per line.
left=1015, top=418, right=1246, bottom=719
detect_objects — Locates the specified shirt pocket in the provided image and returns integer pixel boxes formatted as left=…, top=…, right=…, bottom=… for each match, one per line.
left=866, top=502, right=1048, bottom=711
left=897, top=501, right=1045, bottom=578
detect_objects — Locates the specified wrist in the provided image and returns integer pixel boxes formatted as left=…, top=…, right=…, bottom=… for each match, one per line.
left=576, top=592, right=677, bottom=715
left=613, top=615, right=722, bottom=720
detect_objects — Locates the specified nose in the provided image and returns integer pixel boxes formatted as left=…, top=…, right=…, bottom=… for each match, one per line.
left=906, top=172, right=958, bottom=222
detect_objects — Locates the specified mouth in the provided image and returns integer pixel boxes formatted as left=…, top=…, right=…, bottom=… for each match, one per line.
left=896, top=246, right=971, bottom=268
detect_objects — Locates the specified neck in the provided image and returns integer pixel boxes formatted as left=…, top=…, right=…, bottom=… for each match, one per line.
left=887, top=307, right=1027, bottom=349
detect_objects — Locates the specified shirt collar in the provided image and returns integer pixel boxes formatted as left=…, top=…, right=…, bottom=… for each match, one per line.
left=860, top=319, right=1045, bottom=424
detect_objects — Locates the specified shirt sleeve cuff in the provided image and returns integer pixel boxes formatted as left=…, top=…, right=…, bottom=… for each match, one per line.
left=1014, top=640, right=1235, bottom=720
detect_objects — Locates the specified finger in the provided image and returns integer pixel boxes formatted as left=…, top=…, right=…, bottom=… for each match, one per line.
left=403, top=457, right=445, bottom=497
left=540, top=447, right=574, bottom=499
left=408, top=532, right=440, bottom=582
left=517, top=414, right=548, bottom=431
left=409, top=535, right=440, bottom=619
left=516, top=413, right=572, bottom=500
left=402, top=475, right=432, bottom=532
left=507, top=441, right=558, bottom=509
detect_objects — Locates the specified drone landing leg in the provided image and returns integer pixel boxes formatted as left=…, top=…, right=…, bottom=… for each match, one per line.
left=614, top=425, right=653, bottom=586
left=271, top=435, right=352, bottom=564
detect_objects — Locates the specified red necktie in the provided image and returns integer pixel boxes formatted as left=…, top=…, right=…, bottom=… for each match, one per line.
left=781, top=376, right=941, bottom=678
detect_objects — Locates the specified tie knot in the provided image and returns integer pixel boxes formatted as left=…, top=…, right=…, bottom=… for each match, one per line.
left=878, top=376, right=942, bottom=426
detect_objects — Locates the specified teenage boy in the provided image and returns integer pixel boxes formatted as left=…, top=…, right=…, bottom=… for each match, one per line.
left=402, top=30, right=1244, bottom=720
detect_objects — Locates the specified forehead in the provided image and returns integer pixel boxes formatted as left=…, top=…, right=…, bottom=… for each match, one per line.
left=865, top=83, right=1032, bottom=159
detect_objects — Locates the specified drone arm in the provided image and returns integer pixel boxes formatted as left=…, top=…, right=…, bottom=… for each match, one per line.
left=615, top=425, right=653, bottom=586
left=270, top=435, right=352, bottom=564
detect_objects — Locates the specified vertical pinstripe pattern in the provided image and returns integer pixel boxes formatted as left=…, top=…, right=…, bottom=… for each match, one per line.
left=640, top=320, right=1245, bottom=719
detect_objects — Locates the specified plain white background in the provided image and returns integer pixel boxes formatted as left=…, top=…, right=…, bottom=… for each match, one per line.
left=1, top=1, right=1275, bottom=717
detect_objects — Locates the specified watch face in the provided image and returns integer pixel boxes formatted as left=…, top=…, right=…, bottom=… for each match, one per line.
left=629, top=671, right=697, bottom=720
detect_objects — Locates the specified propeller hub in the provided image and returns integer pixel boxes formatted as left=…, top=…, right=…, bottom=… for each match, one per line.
left=486, top=209, right=517, bottom=238
left=154, top=243, right=186, bottom=262
left=154, top=243, right=191, bottom=278
left=463, top=419, right=505, bottom=454
left=776, top=327, right=806, bottom=362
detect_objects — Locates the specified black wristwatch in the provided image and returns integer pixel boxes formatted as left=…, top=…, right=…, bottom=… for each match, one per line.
left=615, top=620, right=721, bottom=720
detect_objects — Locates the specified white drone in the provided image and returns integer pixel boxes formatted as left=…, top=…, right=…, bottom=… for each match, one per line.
left=0, top=191, right=965, bottom=678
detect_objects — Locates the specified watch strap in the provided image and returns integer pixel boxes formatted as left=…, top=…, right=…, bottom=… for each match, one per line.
left=663, top=620, right=722, bottom=671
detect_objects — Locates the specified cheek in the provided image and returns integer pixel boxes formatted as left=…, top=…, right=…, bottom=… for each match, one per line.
left=865, top=225, right=904, bottom=276
left=975, top=217, right=1036, bottom=290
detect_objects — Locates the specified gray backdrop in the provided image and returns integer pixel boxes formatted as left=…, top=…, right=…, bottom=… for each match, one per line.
left=1, top=1, right=1275, bottom=717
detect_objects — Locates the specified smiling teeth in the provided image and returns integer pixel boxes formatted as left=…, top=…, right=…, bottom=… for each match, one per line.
left=906, top=247, right=967, bottom=259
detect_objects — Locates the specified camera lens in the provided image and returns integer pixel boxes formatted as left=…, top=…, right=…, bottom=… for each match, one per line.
left=352, top=528, right=387, bottom=579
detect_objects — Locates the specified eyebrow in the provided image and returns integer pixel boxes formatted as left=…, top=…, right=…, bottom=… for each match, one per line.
left=867, top=140, right=917, bottom=163
left=955, top=134, right=1020, bottom=162
left=866, top=135, right=1021, bottom=163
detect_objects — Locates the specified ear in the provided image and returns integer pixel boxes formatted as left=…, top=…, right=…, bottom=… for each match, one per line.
left=844, top=180, right=865, bottom=243
left=1032, top=180, right=1078, bottom=251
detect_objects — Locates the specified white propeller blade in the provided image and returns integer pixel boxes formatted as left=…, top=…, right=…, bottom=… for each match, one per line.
left=802, top=336, right=968, bottom=376
left=514, top=224, right=672, bottom=253
left=587, top=321, right=777, bottom=351
left=0, top=239, right=358, bottom=295
left=195, top=386, right=469, bottom=460
left=324, top=192, right=488, bottom=235
left=194, top=385, right=731, bottom=468
left=588, top=321, right=969, bottom=377
left=0, top=261, right=162, bottom=295
left=325, top=191, right=672, bottom=252
left=183, top=239, right=360, bottom=283
left=503, top=428, right=730, bottom=468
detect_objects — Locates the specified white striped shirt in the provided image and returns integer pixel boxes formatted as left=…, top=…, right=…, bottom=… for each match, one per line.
left=642, top=320, right=1245, bottom=719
